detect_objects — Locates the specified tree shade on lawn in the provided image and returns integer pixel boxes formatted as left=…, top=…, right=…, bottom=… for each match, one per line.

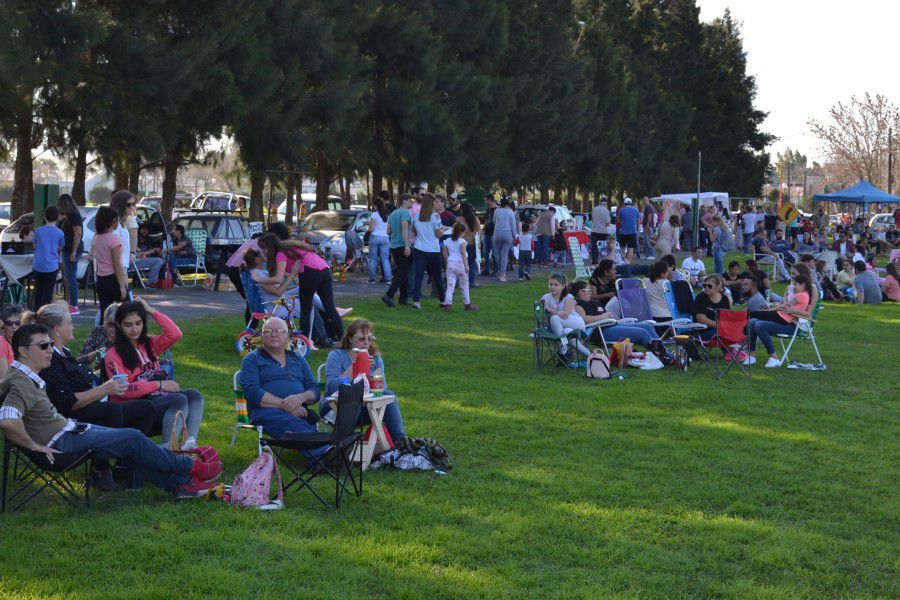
left=0, top=280, right=896, bottom=598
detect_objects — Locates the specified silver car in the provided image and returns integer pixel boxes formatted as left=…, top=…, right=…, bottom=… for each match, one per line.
left=295, top=210, right=370, bottom=263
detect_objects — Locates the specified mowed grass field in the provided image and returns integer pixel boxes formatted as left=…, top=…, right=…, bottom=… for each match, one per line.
left=0, top=266, right=897, bottom=599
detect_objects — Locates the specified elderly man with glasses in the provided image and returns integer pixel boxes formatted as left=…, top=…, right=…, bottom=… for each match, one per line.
left=238, top=317, right=327, bottom=457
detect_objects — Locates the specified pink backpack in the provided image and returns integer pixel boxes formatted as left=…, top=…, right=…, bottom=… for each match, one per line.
left=230, top=447, right=283, bottom=509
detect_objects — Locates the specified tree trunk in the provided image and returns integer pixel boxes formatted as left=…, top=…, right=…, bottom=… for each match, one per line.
left=160, top=157, right=179, bottom=222
left=72, top=142, right=88, bottom=205
left=338, top=176, right=348, bottom=208
left=446, top=177, right=455, bottom=195
left=539, top=185, right=550, bottom=203
left=315, top=157, right=333, bottom=211
left=11, top=102, right=34, bottom=220
left=552, top=186, right=562, bottom=205
left=371, top=161, right=383, bottom=202
left=113, top=157, right=128, bottom=191
left=566, top=185, right=576, bottom=210
left=386, top=178, right=394, bottom=201
left=284, top=174, right=295, bottom=226
left=128, top=152, right=141, bottom=194
left=249, top=169, right=265, bottom=222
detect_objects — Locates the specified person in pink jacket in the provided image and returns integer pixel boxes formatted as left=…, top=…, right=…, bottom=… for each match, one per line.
left=104, top=297, right=204, bottom=449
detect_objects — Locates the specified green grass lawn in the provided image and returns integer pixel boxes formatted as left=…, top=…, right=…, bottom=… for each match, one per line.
left=0, top=265, right=898, bottom=599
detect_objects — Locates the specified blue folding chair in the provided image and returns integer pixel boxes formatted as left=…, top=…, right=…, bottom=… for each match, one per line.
left=614, top=279, right=661, bottom=327
left=662, top=280, right=707, bottom=337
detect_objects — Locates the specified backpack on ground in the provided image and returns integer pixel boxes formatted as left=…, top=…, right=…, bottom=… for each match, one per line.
left=586, top=350, right=611, bottom=379
left=718, top=226, right=735, bottom=252
left=230, top=447, right=283, bottom=509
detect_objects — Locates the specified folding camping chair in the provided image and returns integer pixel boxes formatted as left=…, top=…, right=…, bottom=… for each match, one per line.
left=614, top=279, right=662, bottom=327
left=262, top=379, right=364, bottom=509
left=662, top=280, right=708, bottom=338
left=174, top=229, right=209, bottom=286
left=776, top=301, right=825, bottom=368
left=230, top=370, right=264, bottom=456
left=531, top=300, right=587, bottom=370
left=706, top=308, right=751, bottom=379
left=1, top=437, right=93, bottom=512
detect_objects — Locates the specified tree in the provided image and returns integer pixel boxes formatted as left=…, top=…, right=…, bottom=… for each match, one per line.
left=809, top=93, right=900, bottom=189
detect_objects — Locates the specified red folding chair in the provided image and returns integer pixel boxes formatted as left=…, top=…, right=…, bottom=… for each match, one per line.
left=706, top=309, right=751, bottom=379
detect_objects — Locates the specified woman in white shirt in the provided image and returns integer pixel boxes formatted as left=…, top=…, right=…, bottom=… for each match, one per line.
left=411, top=194, right=446, bottom=309
left=644, top=260, right=673, bottom=321
left=110, top=190, right=137, bottom=271
left=654, top=214, right=680, bottom=257
left=367, top=197, right=392, bottom=284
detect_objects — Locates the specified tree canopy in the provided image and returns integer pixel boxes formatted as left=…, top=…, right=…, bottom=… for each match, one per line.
left=0, top=0, right=772, bottom=218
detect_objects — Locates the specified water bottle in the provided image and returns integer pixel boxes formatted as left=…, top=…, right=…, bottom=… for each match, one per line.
left=352, top=349, right=370, bottom=382
left=371, top=368, right=384, bottom=397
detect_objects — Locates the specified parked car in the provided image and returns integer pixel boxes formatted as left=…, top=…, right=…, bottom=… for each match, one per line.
left=869, top=213, right=893, bottom=232
left=139, top=194, right=192, bottom=211
left=276, top=193, right=343, bottom=221
left=516, top=204, right=576, bottom=230
left=0, top=205, right=169, bottom=282
left=295, top=209, right=370, bottom=264
left=0, top=203, right=11, bottom=231
left=169, top=211, right=250, bottom=274
left=178, top=191, right=249, bottom=214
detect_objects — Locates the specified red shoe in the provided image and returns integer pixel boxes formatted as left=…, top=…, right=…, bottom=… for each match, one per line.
left=464, top=304, right=479, bottom=311
left=189, top=457, right=222, bottom=483
left=176, top=478, right=220, bottom=499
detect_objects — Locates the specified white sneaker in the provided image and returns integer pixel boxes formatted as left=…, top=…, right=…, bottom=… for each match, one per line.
left=181, top=437, right=198, bottom=451
left=742, top=355, right=756, bottom=365
left=764, top=357, right=781, bottom=368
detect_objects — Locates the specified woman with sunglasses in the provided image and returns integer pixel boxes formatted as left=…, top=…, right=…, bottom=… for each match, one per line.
left=323, top=319, right=406, bottom=441
left=104, top=297, right=204, bottom=450
left=24, top=302, right=155, bottom=490
left=109, top=189, right=138, bottom=275
left=693, top=274, right=732, bottom=340
left=744, top=273, right=813, bottom=368
left=0, top=305, right=24, bottom=377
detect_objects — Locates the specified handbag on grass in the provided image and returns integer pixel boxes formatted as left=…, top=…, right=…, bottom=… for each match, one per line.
left=168, top=411, right=222, bottom=467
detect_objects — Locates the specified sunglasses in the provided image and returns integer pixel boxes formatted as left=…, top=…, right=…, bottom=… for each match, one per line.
left=702, top=283, right=715, bottom=289
left=29, top=341, right=52, bottom=350
left=354, top=335, right=376, bottom=342
left=3, top=320, right=21, bottom=327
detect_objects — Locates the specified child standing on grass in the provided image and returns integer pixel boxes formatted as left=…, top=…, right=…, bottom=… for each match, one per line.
left=551, top=224, right=568, bottom=267
left=441, top=221, right=478, bottom=312
left=32, top=205, right=65, bottom=310
left=517, top=222, right=534, bottom=281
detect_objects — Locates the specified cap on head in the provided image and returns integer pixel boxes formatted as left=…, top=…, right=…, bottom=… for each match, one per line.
left=624, top=198, right=633, bottom=205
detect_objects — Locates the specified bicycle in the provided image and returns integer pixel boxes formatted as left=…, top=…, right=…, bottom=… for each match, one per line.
left=235, top=290, right=315, bottom=358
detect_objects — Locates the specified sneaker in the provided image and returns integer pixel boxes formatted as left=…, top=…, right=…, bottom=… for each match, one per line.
left=742, top=355, right=757, bottom=365
left=519, top=277, right=524, bottom=281
left=367, top=279, right=375, bottom=284
left=181, top=437, right=198, bottom=451
left=381, top=294, right=395, bottom=308
left=189, top=457, right=222, bottom=483
left=464, top=304, right=479, bottom=311
left=384, top=279, right=392, bottom=285
left=336, top=307, right=353, bottom=317
left=175, top=478, right=220, bottom=499
left=412, top=302, right=421, bottom=310
left=69, top=305, right=80, bottom=315
left=524, top=273, right=531, bottom=280
left=441, top=304, right=451, bottom=311
left=765, top=357, right=782, bottom=368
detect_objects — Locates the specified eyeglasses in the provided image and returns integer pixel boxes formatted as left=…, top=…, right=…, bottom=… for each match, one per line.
left=353, top=335, right=376, bottom=342
left=126, top=202, right=135, bottom=207
left=28, top=341, right=52, bottom=350
left=262, top=329, right=286, bottom=336
left=3, top=320, right=21, bottom=327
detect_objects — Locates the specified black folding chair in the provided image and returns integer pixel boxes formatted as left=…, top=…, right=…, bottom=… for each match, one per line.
left=262, top=380, right=364, bottom=509
left=1, top=437, right=93, bottom=512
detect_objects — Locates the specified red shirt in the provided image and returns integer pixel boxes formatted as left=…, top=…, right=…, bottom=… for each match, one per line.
left=0, top=336, right=13, bottom=365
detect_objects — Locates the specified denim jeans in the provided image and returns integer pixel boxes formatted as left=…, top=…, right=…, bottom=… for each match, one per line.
left=492, top=232, right=514, bottom=276
left=640, top=230, right=655, bottom=258
left=250, top=407, right=327, bottom=458
left=590, top=322, right=660, bottom=347
left=713, top=246, right=724, bottom=274
left=518, top=250, right=532, bottom=278
left=367, top=235, right=391, bottom=282
left=748, top=316, right=795, bottom=355
left=466, top=243, right=477, bottom=286
left=320, top=387, right=406, bottom=441
left=482, top=235, right=495, bottom=275
left=63, top=249, right=82, bottom=305
left=150, top=389, right=204, bottom=442
left=53, top=425, right=192, bottom=491
left=167, top=253, right=197, bottom=276
left=412, top=249, right=445, bottom=302
left=134, top=256, right=165, bottom=285
left=535, top=235, right=551, bottom=263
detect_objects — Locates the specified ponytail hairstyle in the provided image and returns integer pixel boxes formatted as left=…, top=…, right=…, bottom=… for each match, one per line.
left=451, top=221, right=465, bottom=241
left=548, top=272, right=567, bottom=302
left=373, top=196, right=388, bottom=222
left=20, top=301, right=69, bottom=332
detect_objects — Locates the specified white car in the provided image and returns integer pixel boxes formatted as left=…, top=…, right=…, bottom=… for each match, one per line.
left=277, top=193, right=343, bottom=220
left=868, top=213, right=893, bottom=232
left=0, top=203, right=11, bottom=231
left=515, top=204, right=576, bottom=230
left=294, top=209, right=370, bottom=263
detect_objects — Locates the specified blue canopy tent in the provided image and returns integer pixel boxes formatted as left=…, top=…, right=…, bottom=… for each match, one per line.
left=812, top=180, right=900, bottom=205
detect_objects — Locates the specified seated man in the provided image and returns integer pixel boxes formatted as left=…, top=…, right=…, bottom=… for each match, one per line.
left=751, top=225, right=791, bottom=282
left=680, top=246, right=707, bottom=286
left=599, top=235, right=649, bottom=278
left=853, top=260, right=882, bottom=305
left=770, top=229, right=796, bottom=265
left=134, top=223, right=166, bottom=285
left=0, top=324, right=219, bottom=498
left=741, top=276, right=769, bottom=312
left=238, top=317, right=327, bottom=458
